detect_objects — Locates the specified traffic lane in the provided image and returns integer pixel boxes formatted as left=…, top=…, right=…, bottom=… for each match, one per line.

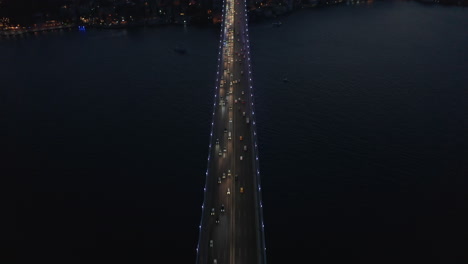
left=236, top=44, right=258, bottom=252
left=199, top=3, right=239, bottom=264
left=239, top=130, right=257, bottom=262
left=204, top=41, right=236, bottom=263
left=239, top=136, right=258, bottom=263
left=233, top=84, right=256, bottom=263
left=213, top=179, right=231, bottom=264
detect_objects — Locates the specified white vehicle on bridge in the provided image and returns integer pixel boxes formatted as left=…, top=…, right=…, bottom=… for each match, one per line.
left=240, top=156, right=243, bottom=161
left=228, top=132, right=232, bottom=140
left=227, top=188, right=230, bottom=195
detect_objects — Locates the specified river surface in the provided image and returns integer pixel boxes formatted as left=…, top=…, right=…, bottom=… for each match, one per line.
left=1, top=1, right=467, bottom=263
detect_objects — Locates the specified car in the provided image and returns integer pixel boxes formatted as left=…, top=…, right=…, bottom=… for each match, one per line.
left=210, top=240, right=213, bottom=247
left=223, top=147, right=227, bottom=152
left=215, top=217, right=220, bottom=224
left=227, top=188, right=230, bottom=195
left=241, top=70, right=243, bottom=75
left=216, top=138, right=219, bottom=145
left=229, top=106, right=232, bottom=110
left=229, top=118, right=232, bottom=123
left=228, top=169, right=231, bottom=177
left=240, top=187, right=244, bottom=193
left=214, top=260, right=217, bottom=264
left=243, top=111, right=246, bottom=116
left=235, top=174, right=238, bottom=181
left=240, top=136, right=243, bottom=141
left=220, top=204, right=225, bottom=213
left=244, top=145, right=247, bottom=151
left=222, top=172, right=226, bottom=179
left=240, top=156, right=243, bottom=160
left=218, top=150, right=222, bottom=156
left=241, top=91, right=244, bottom=95
left=211, top=208, right=215, bottom=215
left=235, top=99, right=238, bottom=104
left=218, top=177, right=221, bottom=184
left=242, top=100, right=245, bottom=104
left=224, top=128, right=227, bottom=133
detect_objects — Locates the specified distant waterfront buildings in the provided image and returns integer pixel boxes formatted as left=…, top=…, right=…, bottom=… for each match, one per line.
left=0, top=0, right=467, bottom=35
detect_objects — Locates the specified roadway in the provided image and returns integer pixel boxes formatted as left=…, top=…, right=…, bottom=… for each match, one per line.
left=196, top=0, right=266, bottom=263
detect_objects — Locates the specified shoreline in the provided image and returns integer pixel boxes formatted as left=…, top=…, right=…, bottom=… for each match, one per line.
left=1, top=0, right=466, bottom=37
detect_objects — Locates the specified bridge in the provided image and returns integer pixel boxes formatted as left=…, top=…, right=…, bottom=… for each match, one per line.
left=196, top=0, right=267, bottom=263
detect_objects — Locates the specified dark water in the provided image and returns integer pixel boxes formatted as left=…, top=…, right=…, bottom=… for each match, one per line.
left=2, top=2, right=467, bottom=263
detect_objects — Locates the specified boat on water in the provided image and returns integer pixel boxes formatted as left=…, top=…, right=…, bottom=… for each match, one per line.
left=272, top=21, right=282, bottom=27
